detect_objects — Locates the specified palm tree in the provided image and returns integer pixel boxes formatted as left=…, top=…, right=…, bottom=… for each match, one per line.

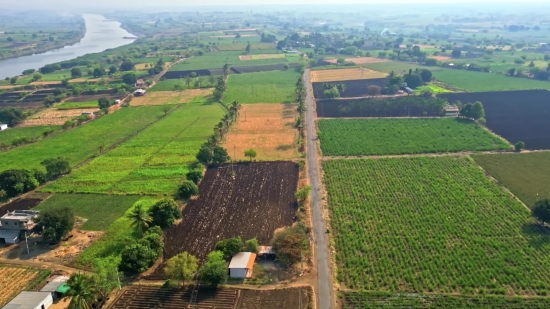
left=126, top=203, right=152, bottom=235
left=66, top=273, right=96, bottom=309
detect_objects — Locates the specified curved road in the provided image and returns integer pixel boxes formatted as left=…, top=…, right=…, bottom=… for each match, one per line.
left=304, top=69, right=334, bottom=309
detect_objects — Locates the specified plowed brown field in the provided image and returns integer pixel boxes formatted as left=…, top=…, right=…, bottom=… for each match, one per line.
left=326, top=57, right=389, bottom=65
left=162, top=162, right=299, bottom=264
left=131, top=89, right=213, bottom=106
left=20, top=108, right=98, bottom=126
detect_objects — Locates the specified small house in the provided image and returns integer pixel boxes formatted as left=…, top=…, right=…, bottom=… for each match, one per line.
left=0, top=210, right=39, bottom=244
left=0, top=124, right=8, bottom=131
left=1, top=291, right=53, bottom=309
left=444, top=105, right=460, bottom=117
left=40, top=276, right=69, bottom=300
left=228, top=252, right=257, bottom=278
left=134, top=89, right=146, bottom=97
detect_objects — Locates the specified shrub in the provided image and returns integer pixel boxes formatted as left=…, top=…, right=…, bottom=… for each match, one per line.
left=272, top=225, right=309, bottom=265
left=515, top=141, right=525, bottom=152
left=215, top=237, right=243, bottom=259
left=199, top=251, right=228, bottom=286
left=185, top=169, right=203, bottom=185
left=178, top=180, right=198, bottom=200
left=149, top=198, right=181, bottom=228
left=119, top=243, right=158, bottom=274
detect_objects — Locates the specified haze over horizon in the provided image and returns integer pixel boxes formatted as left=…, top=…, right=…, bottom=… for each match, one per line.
left=2, top=0, right=550, bottom=10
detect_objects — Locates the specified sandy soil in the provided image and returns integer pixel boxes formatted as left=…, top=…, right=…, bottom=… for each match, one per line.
left=310, top=68, right=386, bottom=82
left=131, top=89, right=213, bottom=106
left=431, top=56, right=452, bottom=61
left=20, top=108, right=99, bottom=126
left=0, top=222, right=102, bottom=265
left=29, top=81, right=61, bottom=86
left=223, top=104, right=298, bottom=161
left=239, top=54, right=286, bottom=61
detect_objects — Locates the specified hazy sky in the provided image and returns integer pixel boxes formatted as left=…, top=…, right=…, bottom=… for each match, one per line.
left=2, top=0, right=549, bottom=8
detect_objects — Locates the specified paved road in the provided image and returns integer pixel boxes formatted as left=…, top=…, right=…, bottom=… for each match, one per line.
left=304, top=69, right=334, bottom=309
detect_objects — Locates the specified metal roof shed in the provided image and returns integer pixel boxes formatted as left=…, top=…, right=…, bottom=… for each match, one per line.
left=228, top=252, right=256, bottom=278
left=2, top=291, right=53, bottom=309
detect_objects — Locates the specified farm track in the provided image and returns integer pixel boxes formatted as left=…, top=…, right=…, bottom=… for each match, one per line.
left=304, top=69, right=334, bottom=309
left=0, top=257, right=89, bottom=274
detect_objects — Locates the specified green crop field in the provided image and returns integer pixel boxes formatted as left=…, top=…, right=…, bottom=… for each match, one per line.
left=343, top=291, right=550, bottom=308
left=323, top=156, right=550, bottom=294
left=472, top=152, right=550, bottom=208
left=317, top=118, right=510, bottom=156
left=0, top=126, right=60, bottom=145
left=147, top=79, right=217, bottom=92
left=34, top=194, right=142, bottom=231
left=55, top=101, right=99, bottom=110
left=224, top=70, right=300, bottom=103
left=363, top=61, right=550, bottom=92
left=0, top=106, right=167, bottom=171
left=74, top=197, right=160, bottom=268
left=169, top=51, right=289, bottom=71
left=43, top=103, right=225, bottom=195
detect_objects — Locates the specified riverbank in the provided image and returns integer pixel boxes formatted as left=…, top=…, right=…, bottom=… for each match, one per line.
left=0, top=21, right=86, bottom=63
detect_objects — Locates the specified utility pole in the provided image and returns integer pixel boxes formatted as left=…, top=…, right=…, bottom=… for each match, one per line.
left=116, top=267, right=122, bottom=290
left=24, top=231, right=29, bottom=255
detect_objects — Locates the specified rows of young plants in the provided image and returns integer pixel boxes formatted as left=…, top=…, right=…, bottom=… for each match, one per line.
left=0, top=106, right=168, bottom=171
left=343, top=291, right=550, bottom=308
left=224, top=70, right=301, bottom=103
left=323, top=156, right=550, bottom=295
left=42, top=103, right=225, bottom=195
left=318, top=118, right=510, bottom=156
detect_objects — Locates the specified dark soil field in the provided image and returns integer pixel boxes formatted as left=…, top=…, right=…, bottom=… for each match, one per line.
left=107, top=286, right=311, bottom=309
left=312, top=78, right=388, bottom=99
left=162, top=69, right=212, bottom=79
left=0, top=198, right=43, bottom=213
left=109, top=286, right=238, bottom=309
left=64, top=95, right=121, bottom=103
left=438, top=90, right=550, bottom=150
left=161, top=63, right=299, bottom=80
left=237, top=287, right=312, bottom=309
left=162, top=162, right=298, bottom=263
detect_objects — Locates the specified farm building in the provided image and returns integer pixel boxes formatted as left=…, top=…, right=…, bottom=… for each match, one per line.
left=134, top=89, right=146, bottom=96
left=228, top=252, right=257, bottom=278
left=2, top=291, right=53, bottom=309
left=0, top=210, right=39, bottom=244
left=258, top=246, right=275, bottom=256
left=40, top=276, right=70, bottom=299
left=444, top=106, right=460, bottom=116
left=0, top=124, right=8, bottom=131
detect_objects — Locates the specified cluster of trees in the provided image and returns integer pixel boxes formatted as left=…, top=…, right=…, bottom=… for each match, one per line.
left=323, top=82, right=346, bottom=98
left=120, top=199, right=181, bottom=274
left=173, top=73, right=217, bottom=91
left=295, top=77, right=307, bottom=151
left=271, top=223, right=310, bottom=265
left=459, top=101, right=485, bottom=121
left=0, top=108, right=26, bottom=126
left=33, top=207, right=75, bottom=242
left=384, top=69, right=432, bottom=94
left=147, top=58, right=165, bottom=75
left=0, top=157, right=70, bottom=198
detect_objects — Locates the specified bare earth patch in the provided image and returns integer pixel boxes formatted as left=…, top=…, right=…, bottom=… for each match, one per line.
left=431, top=56, right=451, bottom=61
left=20, top=108, right=99, bottom=126
left=326, top=57, right=389, bottom=65
left=310, top=68, right=387, bottom=82
left=223, top=104, right=297, bottom=161
left=131, top=89, right=213, bottom=106
left=29, top=81, right=61, bottom=86
left=239, top=54, right=286, bottom=60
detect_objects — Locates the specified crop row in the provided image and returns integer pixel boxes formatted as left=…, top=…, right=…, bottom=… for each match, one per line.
left=42, top=103, right=225, bottom=195
left=323, top=156, right=550, bottom=295
left=0, top=106, right=168, bottom=171
left=343, top=291, right=550, bottom=308
left=318, top=118, right=510, bottom=156
left=225, top=70, right=301, bottom=104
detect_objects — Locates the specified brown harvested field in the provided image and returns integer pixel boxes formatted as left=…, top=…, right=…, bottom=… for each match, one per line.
left=0, top=198, right=43, bottom=213
left=237, top=287, right=313, bottom=309
left=162, top=162, right=299, bottom=264
left=0, top=85, right=14, bottom=89
left=107, top=285, right=311, bottom=309
left=431, top=56, right=451, bottom=61
left=131, top=89, right=213, bottom=106
left=310, top=68, right=386, bottom=82
left=238, top=54, right=286, bottom=60
left=21, top=108, right=98, bottom=126
left=223, top=104, right=297, bottom=161
left=0, top=266, right=46, bottom=308
left=326, top=57, right=389, bottom=65
left=29, top=81, right=61, bottom=86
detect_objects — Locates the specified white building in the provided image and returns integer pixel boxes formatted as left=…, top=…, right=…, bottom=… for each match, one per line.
left=228, top=252, right=256, bottom=278
left=2, top=291, right=53, bottom=309
left=0, top=124, right=8, bottom=131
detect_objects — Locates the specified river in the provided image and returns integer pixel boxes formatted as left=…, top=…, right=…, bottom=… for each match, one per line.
left=0, top=14, right=135, bottom=79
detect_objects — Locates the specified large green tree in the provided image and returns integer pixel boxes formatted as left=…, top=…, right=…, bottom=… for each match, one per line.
left=199, top=251, right=228, bottom=286
left=215, top=237, right=243, bottom=259
left=33, top=207, right=75, bottom=242
left=150, top=199, right=181, bottom=228
left=164, top=252, right=198, bottom=284
left=65, top=273, right=96, bottom=309
left=533, top=199, right=550, bottom=224
left=126, top=203, right=153, bottom=235
left=119, top=243, right=158, bottom=274
left=0, top=169, right=39, bottom=197
left=40, top=157, right=71, bottom=179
